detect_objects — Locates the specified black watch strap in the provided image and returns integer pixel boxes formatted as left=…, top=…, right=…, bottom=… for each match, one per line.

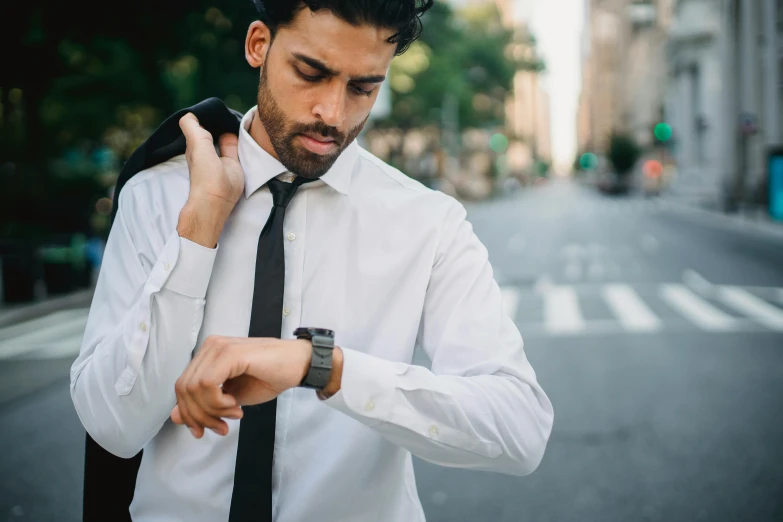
left=294, top=328, right=335, bottom=390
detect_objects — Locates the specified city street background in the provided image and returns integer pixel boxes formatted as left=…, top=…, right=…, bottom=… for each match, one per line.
left=3, top=0, right=783, bottom=520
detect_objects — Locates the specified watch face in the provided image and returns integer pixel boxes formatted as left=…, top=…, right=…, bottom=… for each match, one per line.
left=295, top=327, right=334, bottom=337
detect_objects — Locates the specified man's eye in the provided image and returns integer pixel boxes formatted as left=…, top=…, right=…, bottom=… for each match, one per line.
left=298, top=71, right=322, bottom=82
left=351, top=84, right=373, bottom=97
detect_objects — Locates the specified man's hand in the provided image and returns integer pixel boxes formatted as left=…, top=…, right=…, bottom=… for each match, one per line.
left=176, top=113, right=245, bottom=248
left=171, top=336, right=312, bottom=438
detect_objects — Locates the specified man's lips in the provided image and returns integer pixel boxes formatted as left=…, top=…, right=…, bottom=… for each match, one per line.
left=299, top=133, right=339, bottom=155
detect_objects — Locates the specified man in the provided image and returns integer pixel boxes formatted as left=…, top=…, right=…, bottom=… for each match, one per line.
left=70, top=1, right=554, bottom=521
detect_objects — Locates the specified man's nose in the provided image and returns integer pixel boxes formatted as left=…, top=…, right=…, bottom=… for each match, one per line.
left=313, top=83, right=347, bottom=128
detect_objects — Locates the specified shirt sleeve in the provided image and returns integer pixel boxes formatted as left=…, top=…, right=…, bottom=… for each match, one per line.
left=321, top=200, right=554, bottom=477
left=70, top=185, right=217, bottom=458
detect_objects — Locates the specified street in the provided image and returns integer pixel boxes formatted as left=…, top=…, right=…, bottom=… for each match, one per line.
left=1, top=179, right=782, bottom=521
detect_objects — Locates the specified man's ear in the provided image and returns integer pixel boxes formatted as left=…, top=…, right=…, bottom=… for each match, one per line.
left=245, top=20, right=272, bottom=68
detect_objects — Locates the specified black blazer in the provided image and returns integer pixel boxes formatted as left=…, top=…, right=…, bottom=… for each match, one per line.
left=83, top=97, right=243, bottom=521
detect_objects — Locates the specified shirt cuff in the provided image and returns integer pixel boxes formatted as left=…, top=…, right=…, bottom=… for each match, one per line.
left=320, top=348, right=406, bottom=427
left=164, top=236, right=218, bottom=298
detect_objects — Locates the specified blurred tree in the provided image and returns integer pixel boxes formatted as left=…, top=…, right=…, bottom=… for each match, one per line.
left=0, top=0, right=261, bottom=240
left=380, top=0, right=544, bottom=131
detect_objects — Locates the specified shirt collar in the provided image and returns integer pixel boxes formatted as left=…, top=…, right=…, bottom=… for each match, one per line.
left=238, top=106, right=358, bottom=198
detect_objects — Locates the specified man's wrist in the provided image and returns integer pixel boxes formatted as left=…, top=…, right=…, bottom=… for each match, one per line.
left=294, top=338, right=343, bottom=399
left=318, top=346, right=343, bottom=399
left=177, top=199, right=231, bottom=248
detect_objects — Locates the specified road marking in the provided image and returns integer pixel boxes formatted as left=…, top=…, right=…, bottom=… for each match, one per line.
left=602, top=284, right=661, bottom=332
left=0, top=309, right=89, bottom=360
left=500, top=287, right=520, bottom=322
left=659, top=284, right=739, bottom=331
left=544, top=286, right=585, bottom=333
left=717, top=286, right=783, bottom=331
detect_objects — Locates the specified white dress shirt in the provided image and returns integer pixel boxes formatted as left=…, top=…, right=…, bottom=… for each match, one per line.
left=70, top=106, right=553, bottom=522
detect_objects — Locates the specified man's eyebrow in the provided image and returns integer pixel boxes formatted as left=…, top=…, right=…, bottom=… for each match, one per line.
left=292, top=53, right=386, bottom=84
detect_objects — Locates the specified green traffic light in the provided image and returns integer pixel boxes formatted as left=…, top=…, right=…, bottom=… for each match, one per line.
left=579, top=152, right=598, bottom=170
left=489, top=133, right=509, bottom=153
left=654, top=123, right=672, bottom=142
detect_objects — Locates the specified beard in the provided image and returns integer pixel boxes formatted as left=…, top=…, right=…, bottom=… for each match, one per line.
left=255, top=64, right=368, bottom=179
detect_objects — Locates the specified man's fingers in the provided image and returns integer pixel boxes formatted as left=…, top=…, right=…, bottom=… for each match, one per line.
left=218, top=133, right=239, bottom=161
left=171, top=404, right=184, bottom=425
left=178, top=112, right=214, bottom=147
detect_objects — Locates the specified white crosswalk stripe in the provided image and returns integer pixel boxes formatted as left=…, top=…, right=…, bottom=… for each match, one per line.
left=602, top=284, right=661, bottom=333
left=544, top=286, right=585, bottom=334
left=0, top=309, right=88, bottom=360
left=659, top=284, right=740, bottom=331
left=717, top=286, right=783, bottom=331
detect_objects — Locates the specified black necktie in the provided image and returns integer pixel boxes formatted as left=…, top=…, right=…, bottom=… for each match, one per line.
left=228, top=175, right=313, bottom=522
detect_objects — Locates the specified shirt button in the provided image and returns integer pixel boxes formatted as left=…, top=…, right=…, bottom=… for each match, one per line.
left=364, top=400, right=375, bottom=412
left=428, top=425, right=438, bottom=437
left=163, top=262, right=171, bottom=271
left=282, top=307, right=290, bottom=317
left=287, top=232, right=296, bottom=242
left=139, top=322, right=148, bottom=332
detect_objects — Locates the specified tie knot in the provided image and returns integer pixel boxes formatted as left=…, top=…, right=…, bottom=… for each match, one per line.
left=266, top=175, right=314, bottom=208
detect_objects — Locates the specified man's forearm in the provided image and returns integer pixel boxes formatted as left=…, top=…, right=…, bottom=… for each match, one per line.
left=177, top=199, right=231, bottom=248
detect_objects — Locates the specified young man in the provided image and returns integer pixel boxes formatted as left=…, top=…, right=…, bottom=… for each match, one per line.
left=70, top=1, right=554, bottom=521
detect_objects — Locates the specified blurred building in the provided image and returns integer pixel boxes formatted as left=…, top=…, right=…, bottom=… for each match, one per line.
left=500, top=0, right=553, bottom=170
left=453, top=0, right=553, bottom=175
left=576, top=0, right=674, bottom=154
left=504, top=32, right=552, bottom=167
left=665, top=0, right=782, bottom=210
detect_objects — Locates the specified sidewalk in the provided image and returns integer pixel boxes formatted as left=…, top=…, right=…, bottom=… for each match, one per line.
left=658, top=196, right=783, bottom=241
left=0, top=289, right=94, bottom=330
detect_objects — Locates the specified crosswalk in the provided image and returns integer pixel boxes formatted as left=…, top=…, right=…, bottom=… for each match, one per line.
left=0, top=281, right=782, bottom=362
left=503, top=282, right=783, bottom=337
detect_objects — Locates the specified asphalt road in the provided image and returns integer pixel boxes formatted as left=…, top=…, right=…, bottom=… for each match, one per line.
left=1, top=179, right=782, bottom=521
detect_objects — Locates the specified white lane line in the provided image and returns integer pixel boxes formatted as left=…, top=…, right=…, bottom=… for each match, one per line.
left=0, top=308, right=88, bottom=343
left=717, top=286, right=783, bottom=331
left=659, top=284, right=739, bottom=331
left=500, top=287, right=520, bottom=322
left=544, top=286, right=585, bottom=333
left=0, top=310, right=89, bottom=359
left=602, top=284, right=661, bottom=332
left=20, top=331, right=86, bottom=359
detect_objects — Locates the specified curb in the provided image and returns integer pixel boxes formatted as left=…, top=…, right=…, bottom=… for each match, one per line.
left=658, top=199, right=783, bottom=242
left=0, top=289, right=94, bottom=329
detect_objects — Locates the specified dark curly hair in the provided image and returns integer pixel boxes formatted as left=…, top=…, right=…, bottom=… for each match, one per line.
left=249, top=0, right=434, bottom=55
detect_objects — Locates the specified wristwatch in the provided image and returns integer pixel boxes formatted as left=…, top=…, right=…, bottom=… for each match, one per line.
left=294, top=327, right=335, bottom=390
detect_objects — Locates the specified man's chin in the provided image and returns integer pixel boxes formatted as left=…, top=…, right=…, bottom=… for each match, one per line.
left=282, top=152, right=340, bottom=179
